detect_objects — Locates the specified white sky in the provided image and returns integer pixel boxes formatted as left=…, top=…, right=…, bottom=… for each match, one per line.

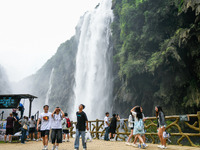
left=0, top=0, right=100, bottom=82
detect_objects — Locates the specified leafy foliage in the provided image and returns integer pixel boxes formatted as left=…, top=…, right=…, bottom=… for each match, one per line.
left=112, top=0, right=200, bottom=116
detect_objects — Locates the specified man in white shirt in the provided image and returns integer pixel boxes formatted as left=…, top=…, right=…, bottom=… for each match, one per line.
left=51, top=107, right=64, bottom=150
left=37, top=105, right=52, bottom=150
left=104, top=112, right=110, bottom=141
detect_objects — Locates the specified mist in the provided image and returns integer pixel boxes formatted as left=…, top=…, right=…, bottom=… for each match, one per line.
left=0, top=0, right=100, bottom=82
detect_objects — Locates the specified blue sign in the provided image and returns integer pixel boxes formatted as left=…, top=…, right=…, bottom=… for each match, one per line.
left=0, top=96, right=20, bottom=109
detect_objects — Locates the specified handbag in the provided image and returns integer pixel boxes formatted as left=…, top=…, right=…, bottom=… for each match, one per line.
left=85, top=131, right=92, bottom=142
left=23, top=124, right=28, bottom=130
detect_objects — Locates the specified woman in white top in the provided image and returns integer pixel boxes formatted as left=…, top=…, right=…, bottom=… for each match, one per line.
left=51, top=107, right=64, bottom=150
left=125, top=112, right=135, bottom=145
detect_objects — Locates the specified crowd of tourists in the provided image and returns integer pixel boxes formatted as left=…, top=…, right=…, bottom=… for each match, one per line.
left=4, top=104, right=72, bottom=150
left=104, top=105, right=167, bottom=149
left=4, top=103, right=167, bottom=150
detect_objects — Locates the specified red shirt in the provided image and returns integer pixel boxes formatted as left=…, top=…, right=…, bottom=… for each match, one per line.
left=6, top=117, right=15, bottom=128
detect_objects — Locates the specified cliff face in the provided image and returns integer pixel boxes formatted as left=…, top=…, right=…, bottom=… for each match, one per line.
left=13, top=16, right=85, bottom=114
left=111, top=0, right=200, bottom=116
left=13, top=0, right=200, bottom=117
left=0, top=65, right=11, bottom=94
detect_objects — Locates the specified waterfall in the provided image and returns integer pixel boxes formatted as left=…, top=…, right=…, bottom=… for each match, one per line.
left=45, top=68, right=54, bottom=105
left=73, top=0, right=113, bottom=119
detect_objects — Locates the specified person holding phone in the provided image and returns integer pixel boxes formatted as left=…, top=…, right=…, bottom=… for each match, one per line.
left=51, top=107, right=64, bottom=150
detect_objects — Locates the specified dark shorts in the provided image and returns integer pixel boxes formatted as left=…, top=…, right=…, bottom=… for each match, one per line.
left=29, top=127, right=35, bottom=133
left=51, top=129, right=62, bottom=144
left=109, top=127, right=116, bottom=134
left=6, top=128, right=13, bottom=135
left=131, top=127, right=134, bottom=130
left=63, top=129, right=69, bottom=134
left=41, top=130, right=50, bottom=137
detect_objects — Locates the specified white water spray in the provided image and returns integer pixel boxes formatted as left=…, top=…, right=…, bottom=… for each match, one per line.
left=45, top=68, right=54, bottom=105
left=73, top=0, right=113, bottom=119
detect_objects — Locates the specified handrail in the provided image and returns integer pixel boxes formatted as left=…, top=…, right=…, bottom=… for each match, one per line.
left=69, top=112, right=200, bottom=147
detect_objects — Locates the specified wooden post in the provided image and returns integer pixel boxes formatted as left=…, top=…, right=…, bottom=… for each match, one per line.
left=96, top=119, right=99, bottom=139
left=29, top=98, right=34, bottom=118
left=197, top=111, right=200, bottom=133
left=89, top=121, right=91, bottom=131
left=70, top=121, right=73, bottom=138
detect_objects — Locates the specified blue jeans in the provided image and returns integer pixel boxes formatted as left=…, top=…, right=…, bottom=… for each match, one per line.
left=74, top=129, right=86, bottom=149
left=21, top=128, right=27, bottom=143
left=104, top=127, right=109, bottom=141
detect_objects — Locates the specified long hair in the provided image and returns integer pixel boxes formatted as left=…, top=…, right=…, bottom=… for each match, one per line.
left=156, top=105, right=164, bottom=117
left=135, top=106, right=143, bottom=119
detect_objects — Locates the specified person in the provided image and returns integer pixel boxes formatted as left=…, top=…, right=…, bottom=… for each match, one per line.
left=37, top=105, right=52, bottom=150
left=109, top=114, right=120, bottom=141
left=19, top=116, right=29, bottom=144
left=155, top=106, right=167, bottom=149
left=4, top=113, right=17, bottom=143
left=131, top=106, right=147, bottom=149
left=51, top=107, right=64, bottom=150
left=29, top=116, right=36, bottom=140
left=74, top=104, right=89, bottom=150
left=12, top=108, right=17, bottom=116
left=18, top=103, right=24, bottom=119
left=104, top=112, right=110, bottom=141
left=13, top=113, right=21, bottom=134
left=125, top=112, right=135, bottom=146
left=62, top=113, right=70, bottom=142
left=36, top=121, right=42, bottom=142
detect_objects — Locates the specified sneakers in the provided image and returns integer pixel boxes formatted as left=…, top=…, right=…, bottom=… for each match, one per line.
left=52, top=145, right=56, bottom=150
left=132, top=143, right=138, bottom=147
left=161, top=145, right=167, bottom=149
left=62, top=140, right=65, bottom=142
left=83, top=149, right=86, bottom=150
left=138, top=144, right=141, bottom=148
left=125, top=142, right=131, bottom=146
left=55, top=146, right=58, bottom=150
left=33, top=138, right=36, bottom=141
left=43, top=146, right=48, bottom=150
left=110, top=139, right=116, bottom=142
left=142, top=143, right=147, bottom=149
left=158, top=145, right=167, bottom=149
left=67, top=139, right=70, bottom=142
left=36, top=139, right=39, bottom=142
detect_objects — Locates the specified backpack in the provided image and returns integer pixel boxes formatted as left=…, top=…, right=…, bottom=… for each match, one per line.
left=137, top=119, right=144, bottom=131
left=65, top=117, right=71, bottom=128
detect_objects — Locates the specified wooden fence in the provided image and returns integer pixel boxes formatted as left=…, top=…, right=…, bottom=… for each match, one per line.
left=69, top=111, right=200, bottom=147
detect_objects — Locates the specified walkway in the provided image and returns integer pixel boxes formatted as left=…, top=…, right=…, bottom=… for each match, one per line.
left=0, top=138, right=199, bottom=150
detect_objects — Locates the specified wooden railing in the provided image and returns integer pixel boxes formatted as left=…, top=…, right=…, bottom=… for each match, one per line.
left=69, top=111, right=200, bottom=147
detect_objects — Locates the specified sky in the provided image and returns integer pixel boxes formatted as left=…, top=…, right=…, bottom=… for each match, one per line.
left=0, top=0, right=100, bottom=82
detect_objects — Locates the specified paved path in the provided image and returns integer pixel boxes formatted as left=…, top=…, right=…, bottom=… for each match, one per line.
left=0, top=138, right=199, bottom=150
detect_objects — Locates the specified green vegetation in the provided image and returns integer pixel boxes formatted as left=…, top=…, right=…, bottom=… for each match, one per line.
left=111, top=0, right=200, bottom=116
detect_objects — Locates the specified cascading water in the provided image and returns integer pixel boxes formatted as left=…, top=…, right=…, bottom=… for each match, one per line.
left=45, top=68, right=54, bottom=105
left=73, top=0, right=113, bottom=120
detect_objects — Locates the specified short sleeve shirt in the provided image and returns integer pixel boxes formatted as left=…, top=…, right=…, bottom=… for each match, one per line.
left=6, top=117, right=15, bottom=128
left=76, top=111, right=88, bottom=131
left=39, top=112, right=52, bottom=131
left=29, top=119, right=36, bottom=128
left=104, top=116, right=109, bottom=128
left=51, top=114, right=62, bottom=129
